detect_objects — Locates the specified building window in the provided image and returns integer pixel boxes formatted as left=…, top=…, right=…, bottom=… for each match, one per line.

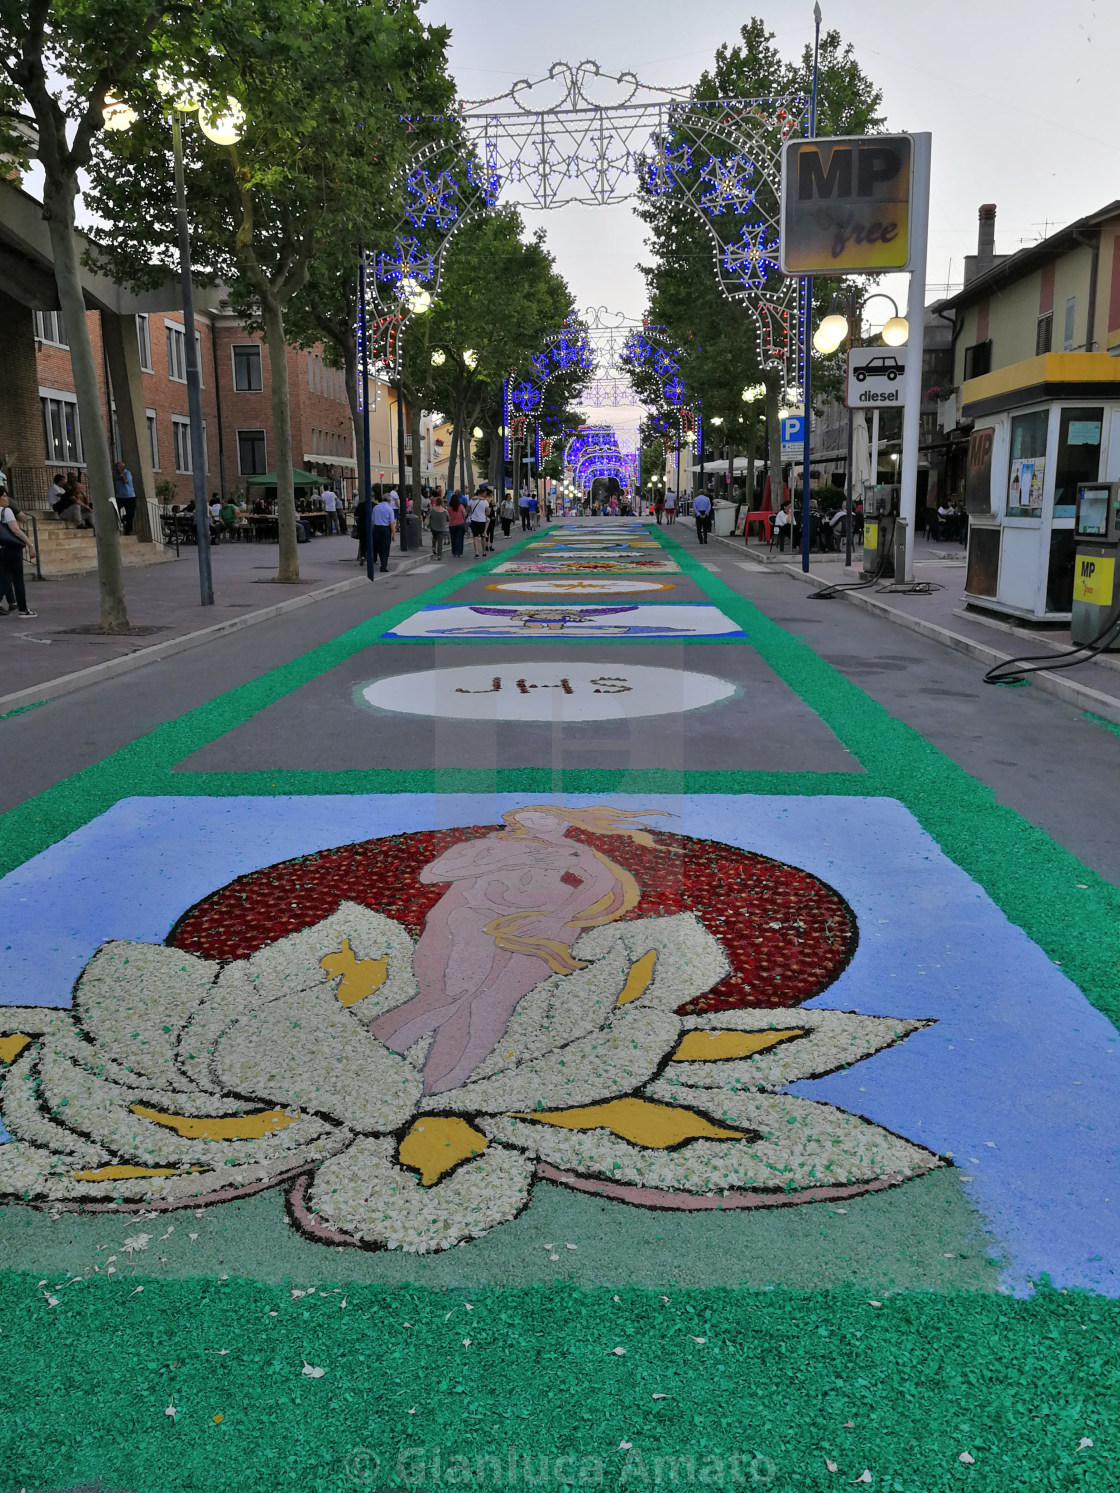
left=166, top=323, right=186, bottom=382
left=1035, top=313, right=1053, bottom=356
left=172, top=416, right=208, bottom=474
left=165, top=324, right=203, bottom=385
left=1053, top=407, right=1103, bottom=517
left=136, top=313, right=153, bottom=371
left=237, top=429, right=267, bottom=475
left=963, top=340, right=992, bottom=380
left=146, top=409, right=159, bottom=471
left=307, top=351, right=314, bottom=390
left=40, top=391, right=83, bottom=464
left=233, top=343, right=263, bottom=392
left=1063, top=297, right=1076, bottom=352
left=1007, top=409, right=1048, bottom=517
left=34, top=310, right=67, bottom=347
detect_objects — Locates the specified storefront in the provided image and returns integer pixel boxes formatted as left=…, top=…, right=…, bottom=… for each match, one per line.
left=960, top=355, right=1120, bottom=619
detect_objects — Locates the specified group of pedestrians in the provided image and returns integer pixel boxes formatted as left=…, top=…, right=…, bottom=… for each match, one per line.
left=351, top=482, right=536, bottom=570
left=653, top=491, right=678, bottom=525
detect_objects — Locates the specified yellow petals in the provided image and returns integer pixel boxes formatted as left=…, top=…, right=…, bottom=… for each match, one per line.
left=398, top=1116, right=489, bottom=1186
left=516, top=1096, right=748, bottom=1149
left=129, top=1104, right=301, bottom=1141
left=212, top=1414, right=225, bottom=1424
left=319, top=937, right=389, bottom=1007
left=615, top=950, right=658, bottom=1006
left=671, top=1028, right=805, bottom=1062
left=71, top=1164, right=212, bottom=1181
left=0, top=1034, right=32, bottom=1065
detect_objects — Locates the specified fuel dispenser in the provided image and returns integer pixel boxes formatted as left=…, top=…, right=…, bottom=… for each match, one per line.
left=1072, top=481, right=1120, bottom=648
left=861, top=484, right=900, bottom=580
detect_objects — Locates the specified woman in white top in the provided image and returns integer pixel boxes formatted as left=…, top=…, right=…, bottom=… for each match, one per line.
left=468, top=490, right=491, bottom=558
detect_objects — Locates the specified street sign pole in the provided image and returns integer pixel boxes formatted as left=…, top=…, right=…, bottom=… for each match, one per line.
left=899, top=132, right=931, bottom=582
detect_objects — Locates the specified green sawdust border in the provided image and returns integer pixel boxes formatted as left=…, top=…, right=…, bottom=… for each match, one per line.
left=1, top=1274, right=1115, bottom=1493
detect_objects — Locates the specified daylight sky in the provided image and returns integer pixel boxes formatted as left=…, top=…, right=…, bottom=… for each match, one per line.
left=429, top=0, right=1114, bottom=322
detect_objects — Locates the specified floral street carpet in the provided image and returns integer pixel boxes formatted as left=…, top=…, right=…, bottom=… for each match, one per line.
left=1, top=520, right=1117, bottom=1492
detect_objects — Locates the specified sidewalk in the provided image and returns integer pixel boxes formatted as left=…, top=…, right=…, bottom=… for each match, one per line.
left=721, top=530, right=1120, bottom=724
left=2, top=532, right=425, bottom=708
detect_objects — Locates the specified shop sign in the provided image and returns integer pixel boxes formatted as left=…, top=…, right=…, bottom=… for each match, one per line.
left=781, top=135, right=914, bottom=275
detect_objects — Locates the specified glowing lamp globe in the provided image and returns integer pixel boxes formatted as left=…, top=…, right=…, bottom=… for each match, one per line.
left=472, top=427, right=483, bottom=439
left=813, top=313, right=849, bottom=354
left=156, top=69, right=204, bottom=113
left=881, top=316, right=909, bottom=347
left=463, top=349, right=478, bottom=370
left=102, top=95, right=138, bottom=132
left=198, top=96, right=245, bottom=146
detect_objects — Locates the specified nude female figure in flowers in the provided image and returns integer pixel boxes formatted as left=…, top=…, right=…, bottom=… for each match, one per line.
left=371, top=806, right=665, bottom=1094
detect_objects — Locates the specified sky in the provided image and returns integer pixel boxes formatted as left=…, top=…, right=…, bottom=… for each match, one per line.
left=427, top=0, right=1116, bottom=323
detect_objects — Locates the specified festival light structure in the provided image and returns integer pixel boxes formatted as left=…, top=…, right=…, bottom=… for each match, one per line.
left=361, top=61, right=808, bottom=385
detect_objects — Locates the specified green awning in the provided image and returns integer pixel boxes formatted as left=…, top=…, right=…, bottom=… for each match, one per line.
left=244, top=470, right=322, bottom=487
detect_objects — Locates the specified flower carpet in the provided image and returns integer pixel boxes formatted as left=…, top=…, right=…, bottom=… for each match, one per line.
left=2, top=518, right=1119, bottom=1492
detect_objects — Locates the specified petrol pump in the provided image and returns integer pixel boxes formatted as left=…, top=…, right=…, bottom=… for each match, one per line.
left=861, top=484, right=901, bottom=580
left=1072, top=481, right=1120, bottom=648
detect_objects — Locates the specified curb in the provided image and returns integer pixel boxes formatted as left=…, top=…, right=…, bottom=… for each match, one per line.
left=0, top=553, right=430, bottom=716
left=773, top=561, right=1120, bottom=727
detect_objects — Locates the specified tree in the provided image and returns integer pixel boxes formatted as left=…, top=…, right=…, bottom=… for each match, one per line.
left=636, top=18, right=885, bottom=507
left=420, top=209, right=581, bottom=497
left=86, top=0, right=450, bottom=582
left=1, top=0, right=204, bottom=630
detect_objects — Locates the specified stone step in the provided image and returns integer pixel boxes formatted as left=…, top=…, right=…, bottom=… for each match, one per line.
left=29, top=525, right=172, bottom=578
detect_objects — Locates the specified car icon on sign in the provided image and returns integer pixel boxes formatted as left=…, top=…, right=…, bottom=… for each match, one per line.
left=854, top=355, right=904, bottom=382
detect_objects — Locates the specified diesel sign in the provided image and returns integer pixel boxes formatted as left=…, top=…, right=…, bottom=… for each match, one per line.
left=780, top=134, right=913, bottom=275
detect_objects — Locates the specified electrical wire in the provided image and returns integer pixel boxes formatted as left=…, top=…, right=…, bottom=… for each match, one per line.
left=808, top=513, right=895, bottom=600
left=983, top=613, right=1120, bottom=686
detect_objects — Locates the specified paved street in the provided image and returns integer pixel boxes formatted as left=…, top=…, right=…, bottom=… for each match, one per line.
left=3, top=516, right=1119, bottom=1489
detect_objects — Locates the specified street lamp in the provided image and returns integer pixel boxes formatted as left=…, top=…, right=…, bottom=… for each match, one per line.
left=114, top=73, right=246, bottom=605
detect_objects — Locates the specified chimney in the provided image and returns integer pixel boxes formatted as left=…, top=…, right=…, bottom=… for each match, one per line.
left=977, top=204, right=997, bottom=273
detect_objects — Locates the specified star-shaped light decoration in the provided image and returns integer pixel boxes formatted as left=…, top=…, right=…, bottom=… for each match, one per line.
left=723, top=223, right=782, bottom=291
left=699, top=153, right=758, bottom=215
left=404, top=168, right=461, bottom=231
left=374, top=236, right=436, bottom=288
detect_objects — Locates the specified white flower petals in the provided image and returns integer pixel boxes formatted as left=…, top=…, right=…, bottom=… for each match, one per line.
left=958, top=1452, right=975, bottom=1465
left=301, top=1362, right=326, bottom=1378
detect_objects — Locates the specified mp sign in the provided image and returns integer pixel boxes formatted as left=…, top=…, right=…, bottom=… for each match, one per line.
left=780, top=134, right=914, bottom=276
left=846, top=346, right=908, bottom=409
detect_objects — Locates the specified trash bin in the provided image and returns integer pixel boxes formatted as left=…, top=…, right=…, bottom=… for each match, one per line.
left=405, top=514, right=422, bottom=549
left=712, top=500, right=736, bottom=537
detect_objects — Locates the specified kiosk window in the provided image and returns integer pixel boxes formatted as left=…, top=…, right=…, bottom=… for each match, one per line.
left=1007, top=410, right=1048, bottom=517
left=1053, top=407, right=1102, bottom=518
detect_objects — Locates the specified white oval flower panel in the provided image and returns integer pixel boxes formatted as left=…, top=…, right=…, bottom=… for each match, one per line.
left=359, top=663, right=737, bottom=722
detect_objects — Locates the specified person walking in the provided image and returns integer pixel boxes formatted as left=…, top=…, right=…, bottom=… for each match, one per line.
left=499, top=491, right=515, bottom=537
left=654, top=492, right=665, bottom=525
left=372, top=489, right=396, bottom=572
left=468, top=487, right=491, bottom=559
left=485, top=488, right=498, bottom=552
left=447, top=493, right=467, bottom=558
left=665, top=489, right=677, bottom=524
left=112, top=461, right=136, bottom=535
left=0, top=489, right=37, bottom=618
left=518, top=487, right=531, bottom=531
left=427, top=493, right=449, bottom=560
left=693, top=489, right=712, bottom=544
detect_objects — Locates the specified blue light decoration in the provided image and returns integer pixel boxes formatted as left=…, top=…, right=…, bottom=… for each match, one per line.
left=698, top=153, right=758, bottom=215
left=652, top=348, right=678, bottom=378
left=509, top=380, right=542, bottom=414
left=374, top=235, right=436, bottom=287
left=642, top=134, right=692, bottom=196
left=404, top=168, right=461, bottom=230
left=662, top=374, right=686, bottom=406
left=467, top=140, right=503, bottom=207
left=722, top=222, right=781, bottom=291
left=621, top=335, right=652, bottom=366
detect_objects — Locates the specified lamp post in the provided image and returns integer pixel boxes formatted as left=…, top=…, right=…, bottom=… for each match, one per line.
left=113, top=81, right=246, bottom=604
left=813, top=292, right=909, bottom=566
